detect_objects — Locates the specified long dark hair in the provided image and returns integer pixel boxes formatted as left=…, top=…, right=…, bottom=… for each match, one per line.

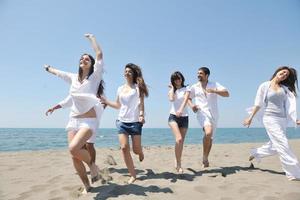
left=125, top=63, right=149, bottom=98
left=270, top=66, right=298, bottom=96
left=170, top=71, right=186, bottom=93
left=78, top=53, right=105, bottom=97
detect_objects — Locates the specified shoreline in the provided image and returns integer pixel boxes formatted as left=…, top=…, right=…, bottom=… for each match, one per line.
left=1, top=140, right=300, bottom=199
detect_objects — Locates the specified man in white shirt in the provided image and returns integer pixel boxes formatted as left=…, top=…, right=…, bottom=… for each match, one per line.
left=189, top=67, right=229, bottom=167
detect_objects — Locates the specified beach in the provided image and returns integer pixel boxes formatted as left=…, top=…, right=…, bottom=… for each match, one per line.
left=1, top=140, right=300, bottom=200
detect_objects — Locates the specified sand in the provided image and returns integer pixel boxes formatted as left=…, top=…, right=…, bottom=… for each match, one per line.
left=1, top=140, right=300, bottom=200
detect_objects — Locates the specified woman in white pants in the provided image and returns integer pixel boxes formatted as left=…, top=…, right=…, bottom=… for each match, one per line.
left=244, top=66, right=300, bottom=180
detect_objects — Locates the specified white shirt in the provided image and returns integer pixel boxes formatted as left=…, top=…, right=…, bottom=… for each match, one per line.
left=55, top=59, right=104, bottom=117
left=188, top=81, right=227, bottom=121
left=117, top=84, right=140, bottom=123
left=169, top=87, right=189, bottom=116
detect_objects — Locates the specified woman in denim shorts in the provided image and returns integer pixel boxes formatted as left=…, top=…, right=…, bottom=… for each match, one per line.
left=101, top=63, right=148, bottom=184
left=168, top=71, right=190, bottom=173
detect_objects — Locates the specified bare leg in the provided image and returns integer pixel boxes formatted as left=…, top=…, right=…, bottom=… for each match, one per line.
left=68, top=131, right=90, bottom=191
left=132, top=135, right=144, bottom=162
left=202, top=125, right=213, bottom=167
left=68, top=128, right=99, bottom=184
left=169, top=122, right=187, bottom=172
left=86, top=143, right=96, bottom=164
left=119, top=134, right=136, bottom=183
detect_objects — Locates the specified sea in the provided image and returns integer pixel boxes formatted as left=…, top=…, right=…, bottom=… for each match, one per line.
left=0, top=128, right=299, bottom=152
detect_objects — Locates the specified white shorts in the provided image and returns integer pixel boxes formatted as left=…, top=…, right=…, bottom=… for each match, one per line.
left=197, top=112, right=217, bottom=138
left=66, top=118, right=99, bottom=143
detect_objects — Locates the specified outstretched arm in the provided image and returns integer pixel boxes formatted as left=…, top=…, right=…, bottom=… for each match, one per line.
left=100, top=96, right=121, bottom=109
left=44, top=64, right=73, bottom=84
left=46, top=104, right=62, bottom=116
left=45, top=95, right=72, bottom=116
left=85, top=33, right=103, bottom=60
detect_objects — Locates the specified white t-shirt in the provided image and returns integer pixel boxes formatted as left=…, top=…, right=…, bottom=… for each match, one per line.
left=188, top=81, right=226, bottom=121
left=55, top=59, right=104, bottom=117
left=117, top=84, right=140, bottom=123
left=169, top=87, right=189, bottom=117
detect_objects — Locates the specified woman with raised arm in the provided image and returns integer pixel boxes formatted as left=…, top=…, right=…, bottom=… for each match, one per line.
left=168, top=71, right=190, bottom=174
left=44, top=33, right=104, bottom=193
left=244, top=66, right=300, bottom=180
left=101, top=63, right=148, bottom=184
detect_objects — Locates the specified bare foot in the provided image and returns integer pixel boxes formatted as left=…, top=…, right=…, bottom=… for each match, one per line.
left=80, top=185, right=91, bottom=195
left=139, top=152, right=144, bottom=162
left=126, top=176, right=136, bottom=184
left=202, top=160, right=209, bottom=168
left=176, top=167, right=184, bottom=174
left=90, top=164, right=101, bottom=184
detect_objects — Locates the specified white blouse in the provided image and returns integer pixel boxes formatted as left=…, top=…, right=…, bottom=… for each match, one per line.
left=55, top=59, right=104, bottom=117
left=169, top=87, right=188, bottom=117
left=248, top=81, right=297, bottom=127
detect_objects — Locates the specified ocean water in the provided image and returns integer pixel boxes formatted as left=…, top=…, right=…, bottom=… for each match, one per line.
left=0, top=128, right=299, bottom=152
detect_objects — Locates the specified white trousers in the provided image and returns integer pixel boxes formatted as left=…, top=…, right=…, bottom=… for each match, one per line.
left=251, top=116, right=300, bottom=179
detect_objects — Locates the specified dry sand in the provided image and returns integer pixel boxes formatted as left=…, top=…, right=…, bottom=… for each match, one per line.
left=1, top=140, right=300, bottom=200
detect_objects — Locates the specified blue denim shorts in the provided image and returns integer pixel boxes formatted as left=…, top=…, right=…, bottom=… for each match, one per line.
left=168, top=114, right=189, bottom=128
left=116, top=120, right=143, bottom=135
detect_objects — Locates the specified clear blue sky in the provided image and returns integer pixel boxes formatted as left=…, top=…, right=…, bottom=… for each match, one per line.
left=1, top=0, right=300, bottom=128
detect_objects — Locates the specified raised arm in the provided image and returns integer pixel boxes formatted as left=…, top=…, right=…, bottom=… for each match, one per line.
left=85, top=33, right=103, bottom=61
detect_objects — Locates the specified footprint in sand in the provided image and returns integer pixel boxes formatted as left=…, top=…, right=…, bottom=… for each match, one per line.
left=194, top=186, right=208, bottom=193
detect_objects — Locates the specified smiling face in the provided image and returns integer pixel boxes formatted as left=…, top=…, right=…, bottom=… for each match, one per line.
left=79, top=54, right=92, bottom=70
left=124, top=67, right=134, bottom=82
left=276, top=69, right=290, bottom=82
left=174, top=77, right=182, bottom=88
left=197, top=69, right=208, bottom=82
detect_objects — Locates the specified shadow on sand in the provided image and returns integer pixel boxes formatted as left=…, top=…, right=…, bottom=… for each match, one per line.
left=90, top=164, right=284, bottom=199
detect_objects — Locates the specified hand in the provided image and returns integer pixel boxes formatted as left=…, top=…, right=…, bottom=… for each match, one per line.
left=206, top=88, right=216, bottom=94
left=191, top=105, right=199, bottom=113
left=297, top=120, right=300, bottom=126
left=45, top=108, right=55, bottom=116
left=175, top=110, right=183, bottom=117
left=139, top=115, right=145, bottom=124
left=243, top=117, right=252, bottom=128
left=84, top=33, right=94, bottom=39
left=99, top=95, right=107, bottom=104
left=44, top=64, right=50, bottom=72
left=168, top=84, right=173, bottom=89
